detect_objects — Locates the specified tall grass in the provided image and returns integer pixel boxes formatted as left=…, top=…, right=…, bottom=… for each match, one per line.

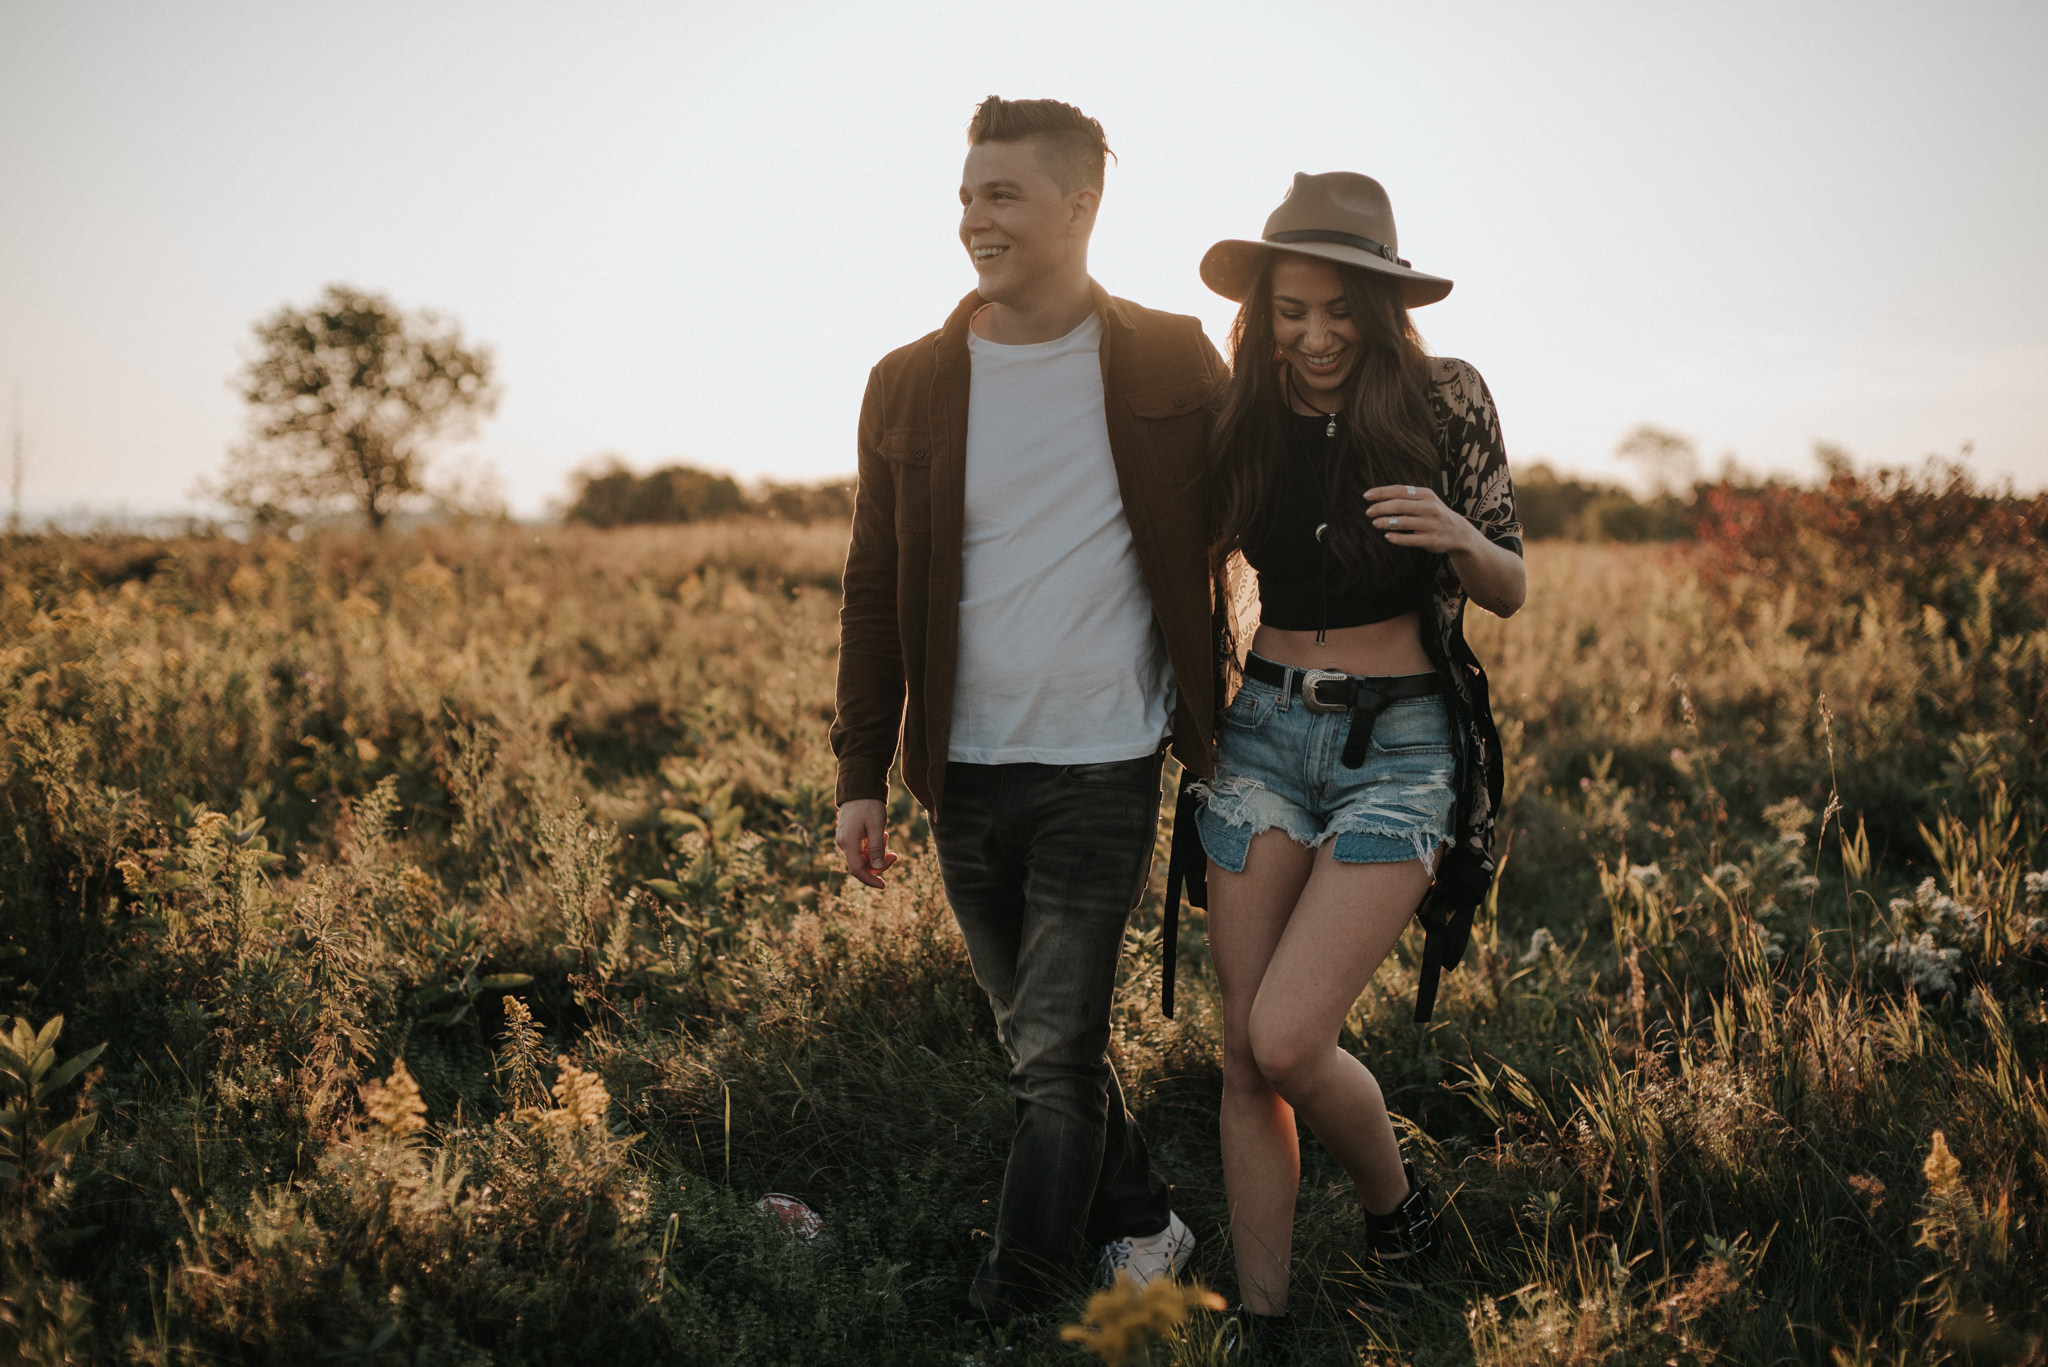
left=0, top=520, right=2041, bottom=1364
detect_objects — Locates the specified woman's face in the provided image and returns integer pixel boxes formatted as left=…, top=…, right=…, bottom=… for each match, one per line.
left=1268, top=255, right=1360, bottom=405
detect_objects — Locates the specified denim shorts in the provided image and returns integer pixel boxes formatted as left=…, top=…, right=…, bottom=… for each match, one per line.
left=1195, top=656, right=1459, bottom=874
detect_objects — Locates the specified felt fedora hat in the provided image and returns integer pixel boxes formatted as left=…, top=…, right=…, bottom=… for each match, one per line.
left=1201, top=171, right=1452, bottom=308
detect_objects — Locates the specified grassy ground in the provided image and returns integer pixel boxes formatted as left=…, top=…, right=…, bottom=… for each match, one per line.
left=1, top=521, right=2043, bottom=1364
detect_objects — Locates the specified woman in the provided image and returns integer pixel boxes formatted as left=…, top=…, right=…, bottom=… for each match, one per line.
left=1194, top=172, right=1525, bottom=1342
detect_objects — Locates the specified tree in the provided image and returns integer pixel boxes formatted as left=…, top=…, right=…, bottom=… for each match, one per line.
left=1615, top=424, right=1700, bottom=499
left=214, top=285, right=499, bottom=532
left=563, top=460, right=747, bottom=527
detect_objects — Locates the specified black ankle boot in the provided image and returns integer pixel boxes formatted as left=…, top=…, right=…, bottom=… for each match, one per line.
left=1221, top=1305, right=1292, bottom=1361
left=1362, top=1160, right=1436, bottom=1274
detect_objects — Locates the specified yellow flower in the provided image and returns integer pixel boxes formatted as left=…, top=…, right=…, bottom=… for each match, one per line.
left=402, top=556, right=455, bottom=594
left=513, top=1057, right=612, bottom=1137
left=361, top=1060, right=427, bottom=1139
left=1923, top=1129, right=1963, bottom=1200
left=552, top=1056, right=612, bottom=1130
left=1060, top=1274, right=1225, bottom=1366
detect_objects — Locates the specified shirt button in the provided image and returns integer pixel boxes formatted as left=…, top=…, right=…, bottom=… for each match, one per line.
left=1173, top=398, right=1187, bottom=410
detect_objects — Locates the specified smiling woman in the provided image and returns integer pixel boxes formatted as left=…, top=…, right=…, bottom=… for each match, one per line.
left=1190, top=170, right=1528, bottom=1340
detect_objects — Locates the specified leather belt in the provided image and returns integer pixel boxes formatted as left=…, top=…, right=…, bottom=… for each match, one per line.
left=1240, top=654, right=1442, bottom=769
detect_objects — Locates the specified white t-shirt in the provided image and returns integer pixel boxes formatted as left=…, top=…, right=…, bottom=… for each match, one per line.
left=948, top=311, right=1176, bottom=765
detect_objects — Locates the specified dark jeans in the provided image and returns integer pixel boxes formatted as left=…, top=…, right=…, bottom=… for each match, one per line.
left=934, top=752, right=1174, bottom=1319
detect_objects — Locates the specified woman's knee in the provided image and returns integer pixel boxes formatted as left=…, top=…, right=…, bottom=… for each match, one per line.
left=1220, top=1037, right=1272, bottom=1099
left=1245, top=1008, right=1334, bottom=1100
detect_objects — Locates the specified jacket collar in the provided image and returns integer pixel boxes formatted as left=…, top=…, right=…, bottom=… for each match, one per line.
left=932, top=278, right=1129, bottom=356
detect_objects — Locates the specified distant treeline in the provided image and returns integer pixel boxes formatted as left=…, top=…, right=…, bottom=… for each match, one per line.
left=566, top=458, right=1677, bottom=538
left=563, top=453, right=2047, bottom=567
left=1513, top=463, right=1690, bottom=542
left=564, top=461, right=854, bottom=528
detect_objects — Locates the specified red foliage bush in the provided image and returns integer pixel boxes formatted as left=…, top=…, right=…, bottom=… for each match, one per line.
left=1688, top=458, right=2048, bottom=634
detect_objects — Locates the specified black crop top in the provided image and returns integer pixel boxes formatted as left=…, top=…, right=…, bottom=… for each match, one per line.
left=1240, top=411, right=1436, bottom=634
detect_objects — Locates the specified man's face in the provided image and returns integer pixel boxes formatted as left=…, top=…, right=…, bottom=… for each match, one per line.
left=958, top=138, right=1090, bottom=303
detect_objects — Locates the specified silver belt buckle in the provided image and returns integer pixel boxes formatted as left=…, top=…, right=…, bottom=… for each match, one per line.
left=1299, top=668, right=1350, bottom=713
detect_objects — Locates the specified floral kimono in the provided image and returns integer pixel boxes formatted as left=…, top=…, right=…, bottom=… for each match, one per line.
left=1413, top=356, right=1522, bottom=1020
left=1162, top=355, right=1521, bottom=1024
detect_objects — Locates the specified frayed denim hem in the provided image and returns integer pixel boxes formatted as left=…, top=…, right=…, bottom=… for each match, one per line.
left=1193, top=769, right=1453, bottom=875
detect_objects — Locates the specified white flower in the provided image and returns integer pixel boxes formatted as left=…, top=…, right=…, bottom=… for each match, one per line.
left=1520, top=927, right=1557, bottom=964
left=1626, top=862, right=1663, bottom=888
left=1877, top=931, right=1962, bottom=995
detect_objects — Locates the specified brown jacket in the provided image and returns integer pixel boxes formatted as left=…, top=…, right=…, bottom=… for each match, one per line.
left=833, top=282, right=1226, bottom=812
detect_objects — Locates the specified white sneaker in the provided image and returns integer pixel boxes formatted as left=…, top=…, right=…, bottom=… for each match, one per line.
left=1098, top=1210, right=1194, bottom=1288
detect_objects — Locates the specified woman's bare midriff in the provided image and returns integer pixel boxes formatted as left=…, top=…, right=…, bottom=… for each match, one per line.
left=1250, top=611, right=1432, bottom=678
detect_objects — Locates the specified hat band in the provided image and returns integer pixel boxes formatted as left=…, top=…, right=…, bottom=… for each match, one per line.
left=1267, top=228, right=1410, bottom=269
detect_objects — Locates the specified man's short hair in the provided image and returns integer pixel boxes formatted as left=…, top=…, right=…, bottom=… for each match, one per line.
left=965, top=95, right=1115, bottom=194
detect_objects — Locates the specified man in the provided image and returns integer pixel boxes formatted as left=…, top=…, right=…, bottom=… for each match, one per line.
left=831, top=95, right=1224, bottom=1324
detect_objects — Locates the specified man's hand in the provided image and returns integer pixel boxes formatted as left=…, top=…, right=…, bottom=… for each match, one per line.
left=835, top=799, right=898, bottom=888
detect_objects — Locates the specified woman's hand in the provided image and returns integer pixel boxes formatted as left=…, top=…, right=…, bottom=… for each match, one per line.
left=1364, top=483, right=1479, bottom=555
left=1363, top=483, right=1527, bottom=617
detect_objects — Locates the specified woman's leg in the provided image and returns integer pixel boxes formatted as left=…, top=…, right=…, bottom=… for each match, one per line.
left=1207, top=830, right=1317, bottom=1316
left=1247, top=844, right=1432, bottom=1216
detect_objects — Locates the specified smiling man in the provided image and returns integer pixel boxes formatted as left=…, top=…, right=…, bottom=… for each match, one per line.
left=831, top=96, right=1225, bottom=1328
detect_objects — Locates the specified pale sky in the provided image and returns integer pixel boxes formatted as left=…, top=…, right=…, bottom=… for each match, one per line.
left=3, top=0, right=2045, bottom=522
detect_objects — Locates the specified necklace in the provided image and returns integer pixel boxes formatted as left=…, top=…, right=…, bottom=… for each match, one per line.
left=1285, top=367, right=1341, bottom=437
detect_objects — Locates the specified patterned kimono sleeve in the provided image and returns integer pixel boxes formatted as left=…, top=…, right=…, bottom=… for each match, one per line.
left=1436, top=358, right=1523, bottom=557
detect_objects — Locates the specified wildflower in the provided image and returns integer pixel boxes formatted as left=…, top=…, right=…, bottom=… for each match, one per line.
left=1873, top=931, right=1962, bottom=995
left=361, top=1060, right=427, bottom=1138
left=402, top=556, right=454, bottom=593
left=1061, top=1275, right=1225, bottom=1366
left=1922, top=1130, right=1963, bottom=1200
left=1520, top=927, right=1557, bottom=964
left=1789, top=874, right=1819, bottom=899
left=515, top=1056, right=613, bottom=1139
left=1762, top=797, right=1813, bottom=841
left=1708, top=863, right=1745, bottom=887
left=552, top=1057, right=611, bottom=1129
left=1889, top=877, right=1982, bottom=942
left=1625, top=862, right=1662, bottom=888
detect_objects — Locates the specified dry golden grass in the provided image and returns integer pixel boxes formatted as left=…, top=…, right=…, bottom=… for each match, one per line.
left=0, top=523, right=2042, bottom=1365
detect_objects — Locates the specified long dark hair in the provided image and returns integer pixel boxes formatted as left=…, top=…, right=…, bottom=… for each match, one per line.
left=1208, top=256, right=1439, bottom=589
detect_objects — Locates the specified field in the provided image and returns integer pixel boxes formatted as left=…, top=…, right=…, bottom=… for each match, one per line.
left=2, top=516, right=2044, bottom=1365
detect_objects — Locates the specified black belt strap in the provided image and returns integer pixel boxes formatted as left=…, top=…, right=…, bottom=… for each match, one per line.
left=1161, top=778, right=1207, bottom=1020
left=1240, top=656, right=1442, bottom=769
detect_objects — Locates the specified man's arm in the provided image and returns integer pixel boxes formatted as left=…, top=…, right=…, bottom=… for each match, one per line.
left=830, top=368, right=905, bottom=886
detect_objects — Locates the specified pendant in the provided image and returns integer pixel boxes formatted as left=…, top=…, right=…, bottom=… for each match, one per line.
left=1326, top=414, right=1338, bottom=437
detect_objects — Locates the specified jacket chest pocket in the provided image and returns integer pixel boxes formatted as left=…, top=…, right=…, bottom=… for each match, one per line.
left=881, top=429, right=934, bottom=535
left=1126, top=378, right=1209, bottom=422
left=1121, top=378, right=1211, bottom=526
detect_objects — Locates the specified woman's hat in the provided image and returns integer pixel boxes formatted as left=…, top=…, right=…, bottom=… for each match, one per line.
left=1201, top=171, right=1452, bottom=308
